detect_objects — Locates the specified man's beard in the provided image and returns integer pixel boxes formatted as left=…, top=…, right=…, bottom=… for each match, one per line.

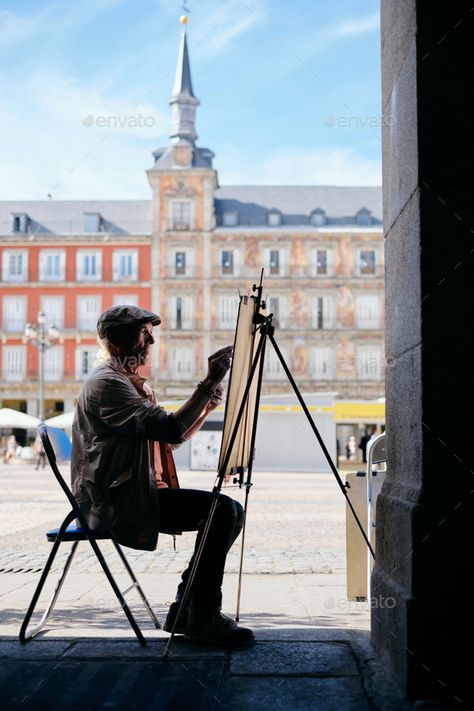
left=127, top=343, right=150, bottom=369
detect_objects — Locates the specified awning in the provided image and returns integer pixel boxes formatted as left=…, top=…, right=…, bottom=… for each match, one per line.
left=0, top=408, right=41, bottom=429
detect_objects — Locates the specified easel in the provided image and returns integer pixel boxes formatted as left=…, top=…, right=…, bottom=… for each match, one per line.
left=163, top=273, right=374, bottom=659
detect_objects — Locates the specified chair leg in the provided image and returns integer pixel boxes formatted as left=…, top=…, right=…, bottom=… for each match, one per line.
left=87, top=537, right=147, bottom=647
left=112, top=541, right=161, bottom=629
left=20, top=511, right=77, bottom=643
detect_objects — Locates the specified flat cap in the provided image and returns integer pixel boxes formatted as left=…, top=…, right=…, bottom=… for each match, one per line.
left=97, top=305, right=161, bottom=339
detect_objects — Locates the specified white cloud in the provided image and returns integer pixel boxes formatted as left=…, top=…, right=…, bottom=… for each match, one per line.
left=0, top=69, right=169, bottom=199
left=193, top=0, right=267, bottom=57
left=326, top=12, right=380, bottom=40
left=216, top=145, right=382, bottom=186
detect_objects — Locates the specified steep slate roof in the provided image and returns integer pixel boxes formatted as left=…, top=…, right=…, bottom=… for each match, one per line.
left=0, top=185, right=382, bottom=235
left=214, top=185, right=382, bottom=226
left=171, top=29, right=196, bottom=99
left=0, top=200, right=152, bottom=235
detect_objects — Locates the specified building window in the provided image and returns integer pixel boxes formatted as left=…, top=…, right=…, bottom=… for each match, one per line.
left=2, top=345, right=26, bottom=382
left=39, top=250, right=66, bottom=282
left=310, top=210, right=326, bottom=227
left=113, top=294, right=139, bottom=307
left=309, top=347, right=335, bottom=380
left=356, top=295, right=380, bottom=329
left=358, top=249, right=376, bottom=276
left=11, top=213, right=29, bottom=233
left=221, top=250, right=234, bottom=275
left=77, top=295, right=101, bottom=331
left=267, top=211, right=282, bottom=226
left=44, top=345, right=64, bottom=382
left=76, top=251, right=102, bottom=281
left=217, top=295, right=238, bottom=329
left=170, top=345, right=194, bottom=378
left=267, top=296, right=288, bottom=329
left=84, top=212, right=102, bottom=233
left=222, top=211, right=238, bottom=227
left=172, top=202, right=191, bottom=230
left=264, top=347, right=286, bottom=380
left=40, top=296, right=64, bottom=330
left=2, top=250, right=28, bottom=282
left=356, top=209, right=372, bottom=226
left=175, top=251, right=186, bottom=275
left=112, top=250, right=138, bottom=281
left=169, top=296, right=194, bottom=330
left=75, top=346, right=99, bottom=380
left=3, top=296, right=27, bottom=332
left=269, top=249, right=280, bottom=275
left=356, top=345, right=382, bottom=380
left=317, top=249, right=329, bottom=276
left=311, top=296, right=335, bottom=330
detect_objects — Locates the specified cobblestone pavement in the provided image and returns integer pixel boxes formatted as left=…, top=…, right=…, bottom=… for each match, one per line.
left=0, top=464, right=347, bottom=575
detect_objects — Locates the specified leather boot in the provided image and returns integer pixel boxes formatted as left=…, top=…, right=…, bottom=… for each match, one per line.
left=162, top=601, right=189, bottom=634
left=184, top=606, right=255, bottom=646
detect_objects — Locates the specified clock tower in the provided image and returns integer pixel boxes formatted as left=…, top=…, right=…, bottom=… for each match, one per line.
left=147, top=16, right=218, bottom=393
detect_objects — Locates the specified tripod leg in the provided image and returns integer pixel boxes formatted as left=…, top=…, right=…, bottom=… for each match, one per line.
left=235, top=329, right=267, bottom=621
left=269, top=333, right=375, bottom=560
left=235, top=486, right=250, bottom=622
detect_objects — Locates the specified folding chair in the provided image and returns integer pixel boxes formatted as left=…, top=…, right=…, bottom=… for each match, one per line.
left=19, top=425, right=160, bottom=646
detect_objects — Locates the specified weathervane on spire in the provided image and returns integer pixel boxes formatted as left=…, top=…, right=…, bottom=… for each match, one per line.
left=180, top=0, right=190, bottom=25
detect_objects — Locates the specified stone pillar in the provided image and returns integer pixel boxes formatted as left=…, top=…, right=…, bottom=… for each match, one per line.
left=373, top=1, right=474, bottom=703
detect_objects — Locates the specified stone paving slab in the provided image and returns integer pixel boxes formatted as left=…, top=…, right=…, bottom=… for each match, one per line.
left=229, top=640, right=358, bottom=676
left=218, top=676, right=370, bottom=711
left=2, top=658, right=226, bottom=711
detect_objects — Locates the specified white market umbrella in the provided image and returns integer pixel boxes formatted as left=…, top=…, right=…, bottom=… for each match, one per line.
left=0, top=408, right=40, bottom=429
left=44, top=410, right=75, bottom=430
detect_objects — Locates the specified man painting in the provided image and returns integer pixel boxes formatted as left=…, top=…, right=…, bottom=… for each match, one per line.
left=71, top=305, right=254, bottom=646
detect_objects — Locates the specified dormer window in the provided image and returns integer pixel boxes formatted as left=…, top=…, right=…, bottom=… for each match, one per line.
left=310, top=209, right=326, bottom=227
left=222, top=211, right=238, bottom=227
left=356, top=208, right=372, bottom=226
left=11, top=213, right=29, bottom=234
left=267, top=211, right=282, bottom=227
left=84, top=212, right=102, bottom=233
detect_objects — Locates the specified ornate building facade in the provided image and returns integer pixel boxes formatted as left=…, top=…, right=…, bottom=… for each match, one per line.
left=0, top=25, right=384, bottom=419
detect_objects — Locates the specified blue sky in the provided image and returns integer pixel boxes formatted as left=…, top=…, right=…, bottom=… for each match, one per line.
left=0, top=0, right=382, bottom=199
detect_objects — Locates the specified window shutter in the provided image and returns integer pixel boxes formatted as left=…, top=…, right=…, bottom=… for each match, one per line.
left=96, top=251, right=103, bottom=280
left=131, top=251, right=138, bottom=280
left=39, top=251, right=46, bottom=281
left=182, top=296, right=193, bottom=329
left=59, top=251, right=66, bottom=280
left=169, top=297, right=177, bottom=329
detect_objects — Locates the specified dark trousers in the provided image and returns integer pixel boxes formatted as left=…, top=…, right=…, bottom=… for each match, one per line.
left=156, top=488, right=244, bottom=610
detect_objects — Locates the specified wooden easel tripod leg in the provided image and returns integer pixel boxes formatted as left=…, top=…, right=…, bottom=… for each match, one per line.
left=268, top=333, right=376, bottom=560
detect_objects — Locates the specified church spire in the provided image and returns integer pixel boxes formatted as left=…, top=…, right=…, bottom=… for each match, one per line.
left=169, top=16, right=200, bottom=146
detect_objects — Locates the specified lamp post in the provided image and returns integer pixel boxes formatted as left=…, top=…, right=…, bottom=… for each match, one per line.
left=24, top=312, right=60, bottom=423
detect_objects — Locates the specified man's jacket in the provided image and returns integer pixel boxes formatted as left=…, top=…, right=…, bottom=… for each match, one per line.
left=71, top=360, right=181, bottom=550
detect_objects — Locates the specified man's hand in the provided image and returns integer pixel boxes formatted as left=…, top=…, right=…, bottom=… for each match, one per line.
left=207, top=345, right=233, bottom=384
left=204, top=383, right=224, bottom=414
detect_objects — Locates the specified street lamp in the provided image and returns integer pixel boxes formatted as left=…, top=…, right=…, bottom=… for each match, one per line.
left=24, top=311, right=60, bottom=423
